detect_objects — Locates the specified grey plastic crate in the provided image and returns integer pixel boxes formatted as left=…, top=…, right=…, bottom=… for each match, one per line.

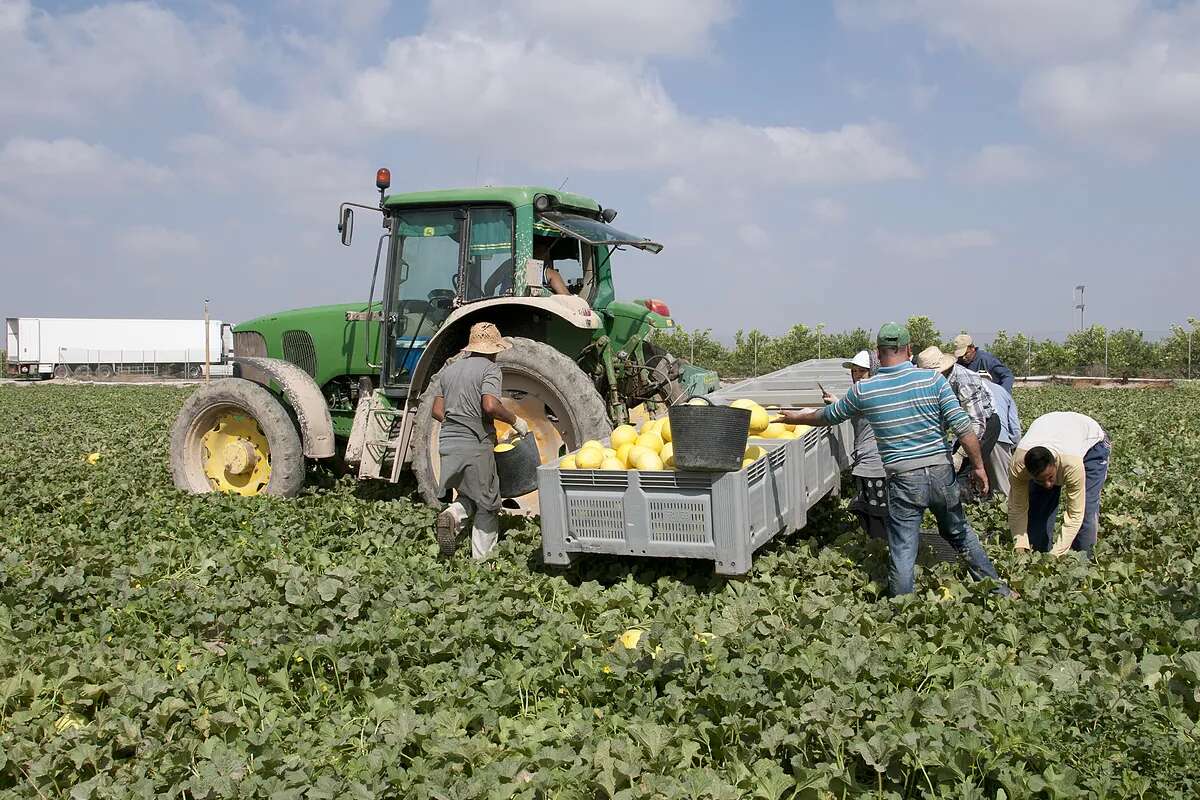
left=538, top=426, right=847, bottom=575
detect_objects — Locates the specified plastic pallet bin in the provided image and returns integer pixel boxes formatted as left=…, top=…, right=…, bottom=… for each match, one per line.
left=538, top=439, right=796, bottom=575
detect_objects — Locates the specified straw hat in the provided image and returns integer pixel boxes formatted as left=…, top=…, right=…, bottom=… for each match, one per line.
left=952, top=333, right=973, bottom=358
left=462, top=321, right=512, bottom=355
left=916, top=346, right=955, bottom=373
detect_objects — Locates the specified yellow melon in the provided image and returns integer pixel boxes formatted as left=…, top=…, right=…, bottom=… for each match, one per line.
left=603, top=447, right=618, bottom=459
left=494, top=443, right=514, bottom=453
left=659, top=418, right=672, bottom=443
left=626, top=445, right=651, bottom=467
left=660, top=442, right=674, bottom=468
left=611, top=425, right=638, bottom=449
left=759, top=422, right=790, bottom=439
left=686, top=397, right=708, bottom=406
left=616, top=442, right=635, bottom=466
left=559, top=455, right=577, bottom=470
left=636, top=431, right=664, bottom=453
left=601, top=456, right=626, bottom=471
left=575, top=448, right=604, bottom=470
left=634, top=451, right=665, bottom=471
left=744, top=445, right=766, bottom=462
left=580, top=440, right=604, bottom=452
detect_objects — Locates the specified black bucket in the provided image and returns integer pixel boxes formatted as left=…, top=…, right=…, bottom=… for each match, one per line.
left=668, top=398, right=751, bottom=472
left=495, top=434, right=541, bottom=498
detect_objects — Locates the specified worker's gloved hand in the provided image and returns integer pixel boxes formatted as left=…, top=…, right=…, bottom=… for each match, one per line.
left=511, top=417, right=530, bottom=436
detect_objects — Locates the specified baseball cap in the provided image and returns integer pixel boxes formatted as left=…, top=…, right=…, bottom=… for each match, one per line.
left=876, top=322, right=910, bottom=347
left=842, top=350, right=872, bottom=370
left=952, top=333, right=973, bottom=358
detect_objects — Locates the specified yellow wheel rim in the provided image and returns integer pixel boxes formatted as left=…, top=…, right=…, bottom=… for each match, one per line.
left=200, top=411, right=272, bottom=496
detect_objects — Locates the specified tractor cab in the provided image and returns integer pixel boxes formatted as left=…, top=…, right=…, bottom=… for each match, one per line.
left=338, top=173, right=668, bottom=402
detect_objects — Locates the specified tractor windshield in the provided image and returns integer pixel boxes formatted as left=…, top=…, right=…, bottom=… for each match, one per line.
left=537, top=212, right=663, bottom=254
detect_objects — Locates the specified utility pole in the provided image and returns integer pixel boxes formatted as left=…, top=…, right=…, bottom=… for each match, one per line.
left=203, top=299, right=211, bottom=384
left=1074, top=285, right=1086, bottom=331
left=817, top=322, right=826, bottom=359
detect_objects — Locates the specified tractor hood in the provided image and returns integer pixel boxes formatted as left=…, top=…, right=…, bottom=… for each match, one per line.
left=537, top=212, right=663, bottom=254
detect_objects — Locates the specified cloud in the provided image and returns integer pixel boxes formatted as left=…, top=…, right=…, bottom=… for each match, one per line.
left=353, top=33, right=919, bottom=184
left=836, top=0, right=1142, bottom=62
left=0, top=137, right=170, bottom=193
left=0, top=1, right=244, bottom=123
left=114, top=225, right=202, bottom=260
left=1021, top=34, right=1200, bottom=159
left=874, top=228, right=996, bottom=261
left=811, top=198, right=848, bottom=224
left=839, top=0, right=1200, bottom=159
left=428, top=0, right=737, bottom=57
left=956, top=144, right=1049, bottom=184
left=736, top=223, right=770, bottom=249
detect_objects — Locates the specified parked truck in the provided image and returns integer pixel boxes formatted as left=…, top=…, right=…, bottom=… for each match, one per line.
left=4, top=317, right=230, bottom=380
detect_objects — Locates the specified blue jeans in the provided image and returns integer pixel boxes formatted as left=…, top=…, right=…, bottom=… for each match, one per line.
left=1027, top=439, right=1111, bottom=556
left=886, top=463, right=1009, bottom=596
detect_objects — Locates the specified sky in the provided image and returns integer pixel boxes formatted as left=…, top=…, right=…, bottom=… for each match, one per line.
left=1, top=0, right=1198, bottom=341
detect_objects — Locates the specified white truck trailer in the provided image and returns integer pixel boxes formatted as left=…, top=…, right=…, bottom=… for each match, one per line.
left=5, top=317, right=231, bottom=380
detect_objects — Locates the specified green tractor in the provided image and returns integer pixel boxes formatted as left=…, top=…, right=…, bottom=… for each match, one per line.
left=169, top=170, right=718, bottom=511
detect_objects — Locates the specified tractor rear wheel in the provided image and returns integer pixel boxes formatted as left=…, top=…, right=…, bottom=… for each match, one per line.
left=411, top=337, right=611, bottom=514
left=169, top=378, right=305, bottom=497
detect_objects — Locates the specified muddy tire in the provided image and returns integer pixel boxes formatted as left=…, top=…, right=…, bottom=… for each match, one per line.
left=412, top=337, right=611, bottom=512
left=170, top=378, right=305, bottom=497
left=96, top=364, right=115, bottom=381
left=52, top=364, right=70, bottom=380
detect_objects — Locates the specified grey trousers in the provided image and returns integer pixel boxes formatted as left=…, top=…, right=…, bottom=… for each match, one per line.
left=987, top=442, right=1013, bottom=497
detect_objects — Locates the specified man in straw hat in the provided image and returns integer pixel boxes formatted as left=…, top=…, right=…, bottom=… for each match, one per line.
left=432, top=322, right=529, bottom=560
left=915, top=345, right=1001, bottom=499
left=953, top=334, right=1014, bottom=392
left=776, top=323, right=1013, bottom=597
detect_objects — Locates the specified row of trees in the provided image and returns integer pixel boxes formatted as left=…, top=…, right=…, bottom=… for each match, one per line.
left=654, top=317, right=1200, bottom=380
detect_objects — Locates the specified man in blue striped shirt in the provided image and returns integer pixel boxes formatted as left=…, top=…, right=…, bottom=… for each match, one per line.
left=779, top=323, right=1012, bottom=597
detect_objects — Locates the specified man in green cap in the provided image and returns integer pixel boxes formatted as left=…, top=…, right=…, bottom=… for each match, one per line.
left=777, top=322, right=1012, bottom=597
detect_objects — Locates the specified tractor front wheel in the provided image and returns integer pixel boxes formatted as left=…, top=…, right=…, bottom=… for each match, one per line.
left=169, top=378, right=305, bottom=497
left=411, top=337, right=611, bottom=514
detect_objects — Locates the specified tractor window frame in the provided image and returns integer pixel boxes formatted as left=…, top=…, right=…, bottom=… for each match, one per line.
left=463, top=204, right=517, bottom=303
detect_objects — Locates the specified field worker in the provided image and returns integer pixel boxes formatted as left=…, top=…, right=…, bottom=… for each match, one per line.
left=822, top=350, right=887, bottom=540
left=984, top=381, right=1022, bottom=497
left=916, top=346, right=1000, bottom=499
left=953, top=334, right=1014, bottom=392
left=777, top=323, right=1013, bottom=597
left=1009, top=412, right=1110, bottom=558
left=432, top=322, right=529, bottom=560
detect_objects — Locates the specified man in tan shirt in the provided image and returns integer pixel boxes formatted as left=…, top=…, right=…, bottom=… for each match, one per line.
left=1008, top=411, right=1111, bottom=557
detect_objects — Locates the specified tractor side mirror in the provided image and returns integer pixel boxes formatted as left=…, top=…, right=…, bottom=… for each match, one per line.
left=339, top=207, right=354, bottom=246
left=524, top=258, right=544, bottom=293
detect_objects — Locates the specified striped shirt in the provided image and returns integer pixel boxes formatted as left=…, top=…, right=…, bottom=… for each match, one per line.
left=820, top=361, right=973, bottom=474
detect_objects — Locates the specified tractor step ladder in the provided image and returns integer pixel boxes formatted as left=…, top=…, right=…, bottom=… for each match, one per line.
left=351, top=390, right=415, bottom=481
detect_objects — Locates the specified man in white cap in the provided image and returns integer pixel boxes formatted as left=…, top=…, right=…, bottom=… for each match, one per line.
left=953, top=334, right=1014, bottom=392
left=822, top=350, right=887, bottom=539
left=432, top=321, right=529, bottom=560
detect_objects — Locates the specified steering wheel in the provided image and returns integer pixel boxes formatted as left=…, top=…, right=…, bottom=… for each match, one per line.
left=395, top=299, right=433, bottom=315
left=428, top=288, right=456, bottom=310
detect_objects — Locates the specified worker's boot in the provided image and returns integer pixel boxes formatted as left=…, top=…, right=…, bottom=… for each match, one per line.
left=435, top=502, right=469, bottom=557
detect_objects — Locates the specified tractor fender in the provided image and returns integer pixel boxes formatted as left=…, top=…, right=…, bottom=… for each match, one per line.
left=233, top=356, right=336, bottom=459
left=409, top=295, right=600, bottom=394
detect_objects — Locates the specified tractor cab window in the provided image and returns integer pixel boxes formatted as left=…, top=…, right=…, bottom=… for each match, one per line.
left=388, top=209, right=463, bottom=384
left=467, top=208, right=515, bottom=300
left=531, top=233, right=593, bottom=299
